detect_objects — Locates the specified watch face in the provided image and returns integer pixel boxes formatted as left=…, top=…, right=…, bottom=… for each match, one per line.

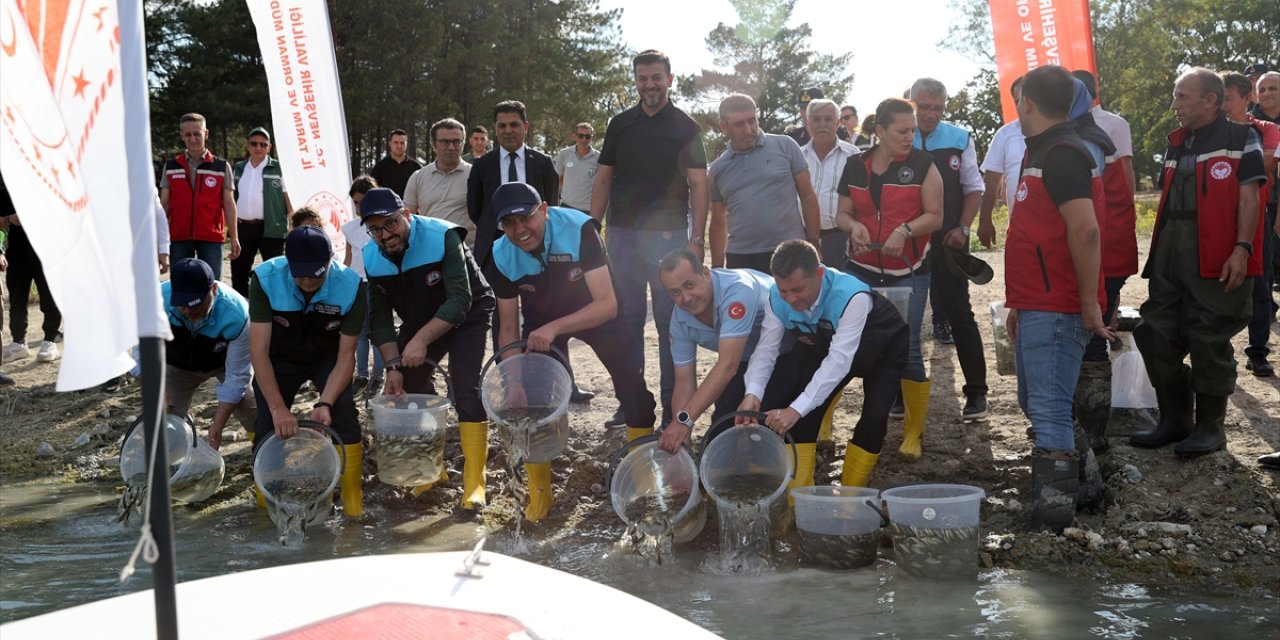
left=677, top=411, right=692, bottom=425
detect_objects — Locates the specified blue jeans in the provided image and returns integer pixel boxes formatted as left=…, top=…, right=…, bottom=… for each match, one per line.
left=356, top=285, right=384, bottom=379
left=1014, top=310, right=1090, bottom=451
left=845, top=266, right=931, bottom=382
left=606, top=225, right=687, bottom=422
left=170, top=241, right=225, bottom=282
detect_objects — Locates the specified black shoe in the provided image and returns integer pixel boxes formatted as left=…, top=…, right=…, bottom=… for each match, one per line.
left=604, top=409, right=626, bottom=429
left=933, top=322, right=955, bottom=345
left=101, top=376, right=122, bottom=393
left=1245, top=356, right=1275, bottom=378
left=962, top=393, right=988, bottom=420
left=1174, top=394, right=1228, bottom=456
left=889, top=396, right=905, bottom=419
left=0, top=372, right=13, bottom=389
left=570, top=386, right=595, bottom=403
left=1259, top=451, right=1280, bottom=469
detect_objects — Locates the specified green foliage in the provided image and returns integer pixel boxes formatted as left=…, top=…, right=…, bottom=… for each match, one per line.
left=943, top=69, right=1002, bottom=161
left=677, top=0, right=854, bottom=138
left=145, top=0, right=631, bottom=175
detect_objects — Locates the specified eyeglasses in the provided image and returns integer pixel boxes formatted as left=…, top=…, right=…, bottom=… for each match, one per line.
left=840, top=114, right=855, bottom=120
left=365, top=215, right=402, bottom=237
left=248, top=141, right=269, bottom=148
left=434, top=138, right=464, bottom=147
left=576, top=133, right=593, bottom=140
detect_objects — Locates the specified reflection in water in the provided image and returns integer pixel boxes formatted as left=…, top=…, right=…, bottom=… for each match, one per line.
left=1, top=480, right=1275, bottom=638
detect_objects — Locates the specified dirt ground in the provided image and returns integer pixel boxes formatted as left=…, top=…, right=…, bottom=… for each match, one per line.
left=1, top=245, right=1277, bottom=598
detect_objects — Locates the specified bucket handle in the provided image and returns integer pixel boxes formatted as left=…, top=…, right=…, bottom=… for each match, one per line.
left=480, top=339, right=570, bottom=386
left=250, top=419, right=348, bottom=470
left=705, top=410, right=798, bottom=479
left=864, top=499, right=891, bottom=528
left=404, top=356, right=455, bottom=406
left=602, top=434, right=697, bottom=491
left=122, top=406, right=199, bottom=453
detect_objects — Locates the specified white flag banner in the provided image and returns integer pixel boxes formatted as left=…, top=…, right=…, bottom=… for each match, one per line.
left=246, top=0, right=352, bottom=254
left=0, top=0, right=143, bottom=390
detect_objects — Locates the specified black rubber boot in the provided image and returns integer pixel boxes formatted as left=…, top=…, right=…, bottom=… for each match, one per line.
left=1128, top=371, right=1193, bottom=448
left=1174, top=394, right=1228, bottom=456
left=1030, top=448, right=1079, bottom=533
left=1259, top=452, right=1280, bottom=469
left=1072, top=421, right=1105, bottom=510
left=1073, top=360, right=1112, bottom=454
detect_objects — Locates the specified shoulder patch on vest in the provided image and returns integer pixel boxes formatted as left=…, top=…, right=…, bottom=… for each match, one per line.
left=897, top=166, right=915, bottom=183
left=1209, top=160, right=1232, bottom=180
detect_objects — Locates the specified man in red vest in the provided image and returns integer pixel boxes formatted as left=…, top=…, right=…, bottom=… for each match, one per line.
left=1129, top=68, right=1267, bottom=457
left=1004, top=65, right=1115, bottom=532
left=160, top=113, right=240, bottom=281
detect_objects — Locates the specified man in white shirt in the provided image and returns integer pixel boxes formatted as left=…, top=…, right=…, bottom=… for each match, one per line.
left=801, top=99, right=859, bottom=268
left=977, top=76, right=1026, bottom=248
left=553, top=122, right=600, bottom=212
left=230, top=127, right=293, bottom=296
left=404, top=118, right=475, bottom=245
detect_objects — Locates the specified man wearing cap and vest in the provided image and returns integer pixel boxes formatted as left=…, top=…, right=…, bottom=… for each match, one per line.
left=248, top=225, right=367, bottom=516
left=360, top=187, right=495, bottom=509
left=1006, top=65, right=1116, bottom=532
left=230, top=127, right=294, bottom=297
left=909, top=77, right=989, bottom=421
left=1129, top=68, right=1267, bottom=458
left=738, top=239, right=908, bottom=490
left=655, top=248, right=773, bottom=455
left=161, top=113, right=240, bottom=281
left=163, top=258, right=256, bottom=450
left=487, top=182, right=657, bottom=521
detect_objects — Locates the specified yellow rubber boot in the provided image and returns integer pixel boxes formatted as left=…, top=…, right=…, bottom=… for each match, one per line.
left=841, top=443, right=881, bottom=487
left=459, top=421, right=489, bottom=509
left=786, top=443, right=817, bottom=506
left=817, top=393, right=840, bottom=444
left=523, top=462, right=553, bottom=522
left=408, top=464, right=449, bottom=498
left=626, top=426, right=654, bottom=442
left=898, top=379, right=932, bottom=460
left=338, top=443, right=364, bottom=517
left=251, top=484, right=266, bottom=509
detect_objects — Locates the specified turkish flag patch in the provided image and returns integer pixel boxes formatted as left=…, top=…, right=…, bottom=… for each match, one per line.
left=727, top=302, right=746, bottom=320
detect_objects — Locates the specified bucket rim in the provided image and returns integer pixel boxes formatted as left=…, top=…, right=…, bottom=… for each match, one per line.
left=698, top=424, right=794, bottom=505
left=880, top=483, right=985, bottom=503
left=368, top=392, right=452, bottom=412
left=790, top=485, right=880, bottom=502
left=253, top=425, right=343, bottom=506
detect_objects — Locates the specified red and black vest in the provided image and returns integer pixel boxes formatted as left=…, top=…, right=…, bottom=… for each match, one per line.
left=164, top=150, right=229, bottom=243
left=1005, top=122, right=1107, bottom=314
left=1148, top=115, right=1264, bottom=279
left=843, top=149, right=935, bottom=276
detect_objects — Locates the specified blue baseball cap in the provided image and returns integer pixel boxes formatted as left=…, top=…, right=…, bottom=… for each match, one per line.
left=492, top=182, right=543, bottom=222
left=284, top=226, right=333, bottom=278
left=358, top=187, right=403, bottom=222
left=169, top=258, right=214, bottom=308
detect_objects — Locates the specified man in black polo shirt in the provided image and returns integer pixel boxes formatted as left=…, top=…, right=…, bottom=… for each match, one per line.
left=590, top=48, right=709, bottom=428
left=368, top=128, right=422, bottom=198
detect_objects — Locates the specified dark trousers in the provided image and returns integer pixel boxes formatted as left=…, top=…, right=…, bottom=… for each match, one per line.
left=251, top=355, right=360, bottom=446
left=528, top=317, right=656, bottom=428
left=1246, top=203, right=1278, bottom=359
left=398, top=312, right=491, bottom=423
left=1135, top=219, right=1251, bottom=396
left=170, top=241, right=225, bottom=282
left=726, top=251, right=774, bottom=274
left=4, top=226, right=61, bottom=343
left=230, top=221, right=284, bottom=297
left=1083, top=276, right=1128, bottom=362
left=819, top=229, right=847, bottom=269
left=928, top=249, right=988, bottom=395
left=757, top=322, right=908, bottom=450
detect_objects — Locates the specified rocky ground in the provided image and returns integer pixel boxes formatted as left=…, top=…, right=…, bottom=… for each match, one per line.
left=1, top=246, right=1276, bottom=599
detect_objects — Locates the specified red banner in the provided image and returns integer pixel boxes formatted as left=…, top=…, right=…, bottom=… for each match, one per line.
left=989, top=0, right=1097, bottom=122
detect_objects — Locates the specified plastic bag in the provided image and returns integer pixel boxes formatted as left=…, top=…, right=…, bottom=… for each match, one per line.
left=1111, top=335, right=1157, bottom=409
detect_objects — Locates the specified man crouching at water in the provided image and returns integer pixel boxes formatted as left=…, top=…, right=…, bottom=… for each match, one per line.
left=248, top=226, right=368, bottom=516
left=737, top=239, right=907, bottom=490
left=486, top=182, right=656, bottom=521
left=656, top=248, right=772, bottom=454
left=163, top=258, right=256, bottom=449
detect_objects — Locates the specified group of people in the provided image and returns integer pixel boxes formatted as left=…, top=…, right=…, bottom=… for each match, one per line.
left=10, top=48, right=1275, bottom=532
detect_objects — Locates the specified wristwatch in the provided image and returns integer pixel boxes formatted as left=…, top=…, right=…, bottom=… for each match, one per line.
left=675, top=411, right=694, bottom=428
left=960, top=226, right=972, bottom=237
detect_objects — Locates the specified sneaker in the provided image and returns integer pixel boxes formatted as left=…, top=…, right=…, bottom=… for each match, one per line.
left=933, top=322, right=955, bottom=345
left=1245, top=356, right=1275, bottom=378
left=570, top=386, right=595, bottom=404
left=604, top=409, right=626, bottom=429
left=889, top=397, right=905, bottom=419
left=962, top=393, right=989, bottom=420
left=36, top=341, right=59, bottom=362
left=100, top=376, right=122, bottom=393
left=3, top=342, right=31, bottom=362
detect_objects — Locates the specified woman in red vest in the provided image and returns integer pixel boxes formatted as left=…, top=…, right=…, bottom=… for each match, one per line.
left=836, top=98, right=943, bottom=461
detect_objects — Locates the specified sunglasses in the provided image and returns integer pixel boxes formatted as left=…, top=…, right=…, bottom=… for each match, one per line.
left=248, top=141, right=270, bottom=148
left=576, top=133, right=593, bottom=140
